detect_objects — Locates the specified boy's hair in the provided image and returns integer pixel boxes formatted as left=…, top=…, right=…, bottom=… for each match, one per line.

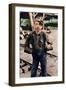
left=34, top=20, right=43, bottom=26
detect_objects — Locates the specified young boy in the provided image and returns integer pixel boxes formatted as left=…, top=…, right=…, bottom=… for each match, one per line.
left=24, top=20, right=52, bottom=77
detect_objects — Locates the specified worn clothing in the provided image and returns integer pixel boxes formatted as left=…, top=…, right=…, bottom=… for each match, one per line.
left=24, top=31, right=50, bottom=77
left=31, top=52, right=47, bottom=77
left=25, top=31, right=48, bottom=54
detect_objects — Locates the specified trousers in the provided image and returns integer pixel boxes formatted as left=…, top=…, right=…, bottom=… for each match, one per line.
left=31, top=50, right=47, bottom=77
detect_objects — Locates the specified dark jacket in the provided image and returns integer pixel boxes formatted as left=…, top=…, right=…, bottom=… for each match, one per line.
left=24, top=31, right=52, bottom=54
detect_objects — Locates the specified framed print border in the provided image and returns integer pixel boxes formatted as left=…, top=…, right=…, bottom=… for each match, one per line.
left=9, top=3, right=65, bottom=86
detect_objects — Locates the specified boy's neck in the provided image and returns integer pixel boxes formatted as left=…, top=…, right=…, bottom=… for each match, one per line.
left=35, top=30, right=42, bottom=35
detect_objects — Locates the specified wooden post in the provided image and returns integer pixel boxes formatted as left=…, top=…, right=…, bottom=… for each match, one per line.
left=29, top=12, right=34, bottom=31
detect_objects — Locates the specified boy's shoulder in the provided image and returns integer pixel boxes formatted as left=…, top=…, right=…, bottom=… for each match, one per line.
left=40, top=31, right=47, bottom=36
left=27, top=31, right=35, bottom=38
left=41, top=30, right=46, bottom=34
left=29, top=31, right=36, bottom=36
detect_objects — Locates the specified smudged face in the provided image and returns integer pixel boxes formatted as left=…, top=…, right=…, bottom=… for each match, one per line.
left=34, top=21, right=42, bottom=33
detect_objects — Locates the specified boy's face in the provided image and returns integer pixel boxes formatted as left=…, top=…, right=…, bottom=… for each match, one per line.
left=34, top=21, right=42, bottom=32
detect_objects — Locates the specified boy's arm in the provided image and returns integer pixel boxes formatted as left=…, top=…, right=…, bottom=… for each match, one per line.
left=46, top=34, right=52, bottom=45
left=43, top=31, right=53, bottom=50
left=24, top=34, right=32, bottom=54
left=42, top=29, right=52, bottom=44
